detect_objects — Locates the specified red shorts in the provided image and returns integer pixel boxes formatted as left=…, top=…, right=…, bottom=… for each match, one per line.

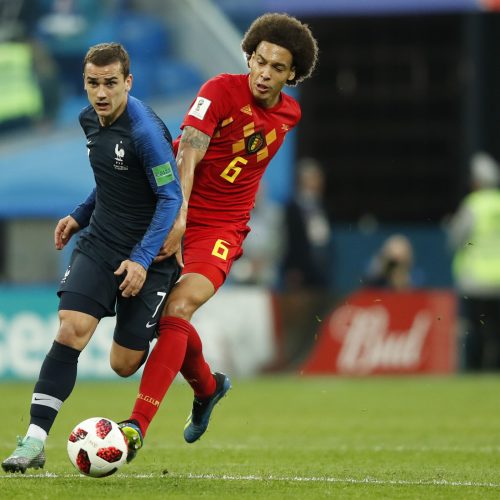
left=181, top=225, right=249, bottom=290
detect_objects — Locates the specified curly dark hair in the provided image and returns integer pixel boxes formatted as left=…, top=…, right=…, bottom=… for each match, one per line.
left=241, top=13, right=318, bottom=86
left=83, top=42, right=130, bottom=77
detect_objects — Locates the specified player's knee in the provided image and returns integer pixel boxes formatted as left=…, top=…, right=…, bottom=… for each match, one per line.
left=163, top=296, right=198, bottom=320
left=56, top=324, right=77, bottom=345
left=110, top=341, right=146, bottom=377
left=56, top=321, right=89, bottom=350
left=113, top=367, right=136, bottom=378
left=110, top=359, right=138, bottom=378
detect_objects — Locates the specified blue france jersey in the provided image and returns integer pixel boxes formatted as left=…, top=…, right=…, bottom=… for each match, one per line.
left=71, top=96, right=182, bottom=270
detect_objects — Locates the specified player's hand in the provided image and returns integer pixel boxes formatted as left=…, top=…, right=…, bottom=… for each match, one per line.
left=154, top=211, right=186, bottom=267
left=114, top=260, right=147, bottom=297
left=54, top=215, right=80, bottom=250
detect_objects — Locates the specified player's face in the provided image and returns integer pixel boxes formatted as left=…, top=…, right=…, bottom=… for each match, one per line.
left=248, top=41, right=296, bottom=108
left=84, top=61, right=132, bottom=126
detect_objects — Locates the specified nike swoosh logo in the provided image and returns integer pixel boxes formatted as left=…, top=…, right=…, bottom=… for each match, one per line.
left=34, top=397, right=50, bottom=401
left=146, top=321, right=157, bottom=328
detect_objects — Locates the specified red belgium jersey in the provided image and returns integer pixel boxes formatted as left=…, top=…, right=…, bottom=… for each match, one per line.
left=175, top=73, right=301, bottom=232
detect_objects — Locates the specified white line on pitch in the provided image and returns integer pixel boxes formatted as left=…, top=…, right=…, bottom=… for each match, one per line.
left=177, top=473, right=500, bottom=488
left=1, top=472, right=500, bottom=488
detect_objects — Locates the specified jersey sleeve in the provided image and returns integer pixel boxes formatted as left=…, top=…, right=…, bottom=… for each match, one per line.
left=181, top=75, right=232, bottom=137
left=70, top=188, right=96, bottom=229
left=129, top=107, right=183, bottom=269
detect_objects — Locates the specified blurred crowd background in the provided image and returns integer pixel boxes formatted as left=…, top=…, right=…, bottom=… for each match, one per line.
left=2, top=0, right=500, bottom=373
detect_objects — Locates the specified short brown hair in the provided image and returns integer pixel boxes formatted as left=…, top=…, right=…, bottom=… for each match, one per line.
left=83, top=42, right=130, bottom=77
left=241, top=13, right=319, bottom=86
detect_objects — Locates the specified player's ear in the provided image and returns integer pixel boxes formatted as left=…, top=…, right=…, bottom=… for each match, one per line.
left=287, top=67, right=296, bottom=83
left=125, top=73, right=133, bottom=92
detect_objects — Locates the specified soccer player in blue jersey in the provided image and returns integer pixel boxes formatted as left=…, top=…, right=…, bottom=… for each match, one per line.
left=2, top=43, right=183, bottom=474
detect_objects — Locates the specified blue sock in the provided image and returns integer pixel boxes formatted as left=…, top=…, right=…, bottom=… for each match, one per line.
left=30, top=341, right=81, bottom=434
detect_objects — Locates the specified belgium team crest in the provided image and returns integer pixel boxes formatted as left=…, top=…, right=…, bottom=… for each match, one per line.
left=245, top=131, right=265, bottom=154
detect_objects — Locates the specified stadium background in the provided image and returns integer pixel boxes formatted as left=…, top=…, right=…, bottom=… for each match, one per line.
left=0, top=0, right=500, bottom=379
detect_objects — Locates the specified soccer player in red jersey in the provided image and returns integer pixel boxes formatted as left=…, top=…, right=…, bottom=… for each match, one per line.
left=120, top=12, right=319, bottom=457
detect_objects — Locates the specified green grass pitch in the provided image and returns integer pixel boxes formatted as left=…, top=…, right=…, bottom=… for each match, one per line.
left=1, top=375, right=500, bottom=499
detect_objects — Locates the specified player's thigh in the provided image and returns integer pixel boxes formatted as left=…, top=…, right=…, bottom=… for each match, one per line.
left=181, top=226, right=246, bottom=291
left=57, top=252, right=117, bottom=350
left=58, top=249, right=117, bottom=316
left=114, top=258, right=180, bottom=350
left=163, top=271, right=216, bottom=319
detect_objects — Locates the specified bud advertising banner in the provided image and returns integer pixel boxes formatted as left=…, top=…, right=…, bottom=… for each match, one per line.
left=301, top=290, right=457, bottom=375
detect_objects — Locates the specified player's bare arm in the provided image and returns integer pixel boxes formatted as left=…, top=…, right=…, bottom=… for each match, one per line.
left=177, top=125, right=211, bottom=200
left=155, top=126, right=210, bottom=264
left=54, top=215, right=80, bottom=250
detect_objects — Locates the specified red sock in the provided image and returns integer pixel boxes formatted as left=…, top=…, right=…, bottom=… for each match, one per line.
left=180, top=322, right=216, bottom=399
left=129, top=316, right=189, bottom=437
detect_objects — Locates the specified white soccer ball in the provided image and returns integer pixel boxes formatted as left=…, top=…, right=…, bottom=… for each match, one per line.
left=67, top=417, right=128, bottom=477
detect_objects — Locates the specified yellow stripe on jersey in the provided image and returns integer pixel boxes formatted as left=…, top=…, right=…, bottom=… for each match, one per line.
left=266, top=128, right=277, bottom=145
left=232, top=140, right=245, bottom=154
left=257, top=147, right=269, bottom=162
left=243, top=122, right=255, bottom=137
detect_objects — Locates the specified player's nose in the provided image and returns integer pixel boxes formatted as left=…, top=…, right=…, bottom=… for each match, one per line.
left=261, top=65, right=271, bottom=80
left=97, top=85, right=107, bottom=98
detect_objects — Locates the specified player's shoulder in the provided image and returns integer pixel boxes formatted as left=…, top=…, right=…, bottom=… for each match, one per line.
left=280, top=91, right=301, bottom=120
left=126, top=96, right=171, bottom=141
left=282, top=91, right=300, bottom=111
left=127, top=95, right=159, bottom=123
left=282, top=90, right=299, bottom=106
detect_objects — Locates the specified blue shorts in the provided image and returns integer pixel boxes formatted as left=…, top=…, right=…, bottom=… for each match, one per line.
left=58, top=249, right=180, bottom=350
